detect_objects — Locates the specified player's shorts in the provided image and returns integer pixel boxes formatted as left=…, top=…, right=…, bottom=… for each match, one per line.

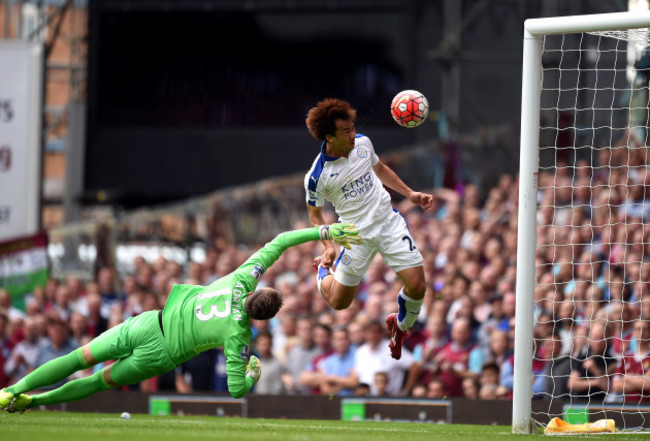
left=89, top=310, right=176, bottom=385
left=333, top=210, right=423, bottom=287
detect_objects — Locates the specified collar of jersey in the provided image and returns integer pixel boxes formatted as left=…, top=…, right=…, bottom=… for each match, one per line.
left=320, top=141, right=345, bottom=161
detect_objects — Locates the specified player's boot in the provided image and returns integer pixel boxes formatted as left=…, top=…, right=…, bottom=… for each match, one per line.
left=386, top=313, right=406, bottom=360
left=7, top=394, right=32, bottom=414
left=313, top=257, right=330, bottom=296
left=0, top=388, right=13, bottom=410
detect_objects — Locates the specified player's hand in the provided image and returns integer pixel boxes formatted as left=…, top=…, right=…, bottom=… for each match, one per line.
left=409, top=191, right=434, bottom=210
left=320, top=248, right=337, bottom=269
left=318, top=223, right=362, bottom=250
left=246, top=355, right=261, bottom=384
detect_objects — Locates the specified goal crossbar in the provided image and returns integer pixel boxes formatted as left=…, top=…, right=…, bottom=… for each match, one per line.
left=525, top=11, right=650, bottom=37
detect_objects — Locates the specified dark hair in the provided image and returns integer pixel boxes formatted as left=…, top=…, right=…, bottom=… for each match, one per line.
left=365, top=320, right=384, bottom=333
left=245, top=288, right=283, bottom=320
left=314, top=323, right=333, bottom=336
left=482, top=362, right=500, bottom=375
left=305, top=98, right=357, bottom=141
left=256, top=331, right=273, bottom=342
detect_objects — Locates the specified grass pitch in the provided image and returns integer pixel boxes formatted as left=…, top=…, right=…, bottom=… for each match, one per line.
left=0, top=412, right=646, bottom=441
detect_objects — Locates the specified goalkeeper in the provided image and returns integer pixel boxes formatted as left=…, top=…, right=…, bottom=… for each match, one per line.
left=0, top=224, right=361, bottom=413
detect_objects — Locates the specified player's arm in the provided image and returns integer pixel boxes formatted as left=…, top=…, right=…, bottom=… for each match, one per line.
left=224, top=337, right=256, bottom=398
left=307, top=205, right=337, bottom=269
left=567, top=369, right=608, bottom=392
left=237, top=226, right=360, bottom=278
left=372, top=160, right=433, bottom=210
left=322, top=371, right=359, bottom=390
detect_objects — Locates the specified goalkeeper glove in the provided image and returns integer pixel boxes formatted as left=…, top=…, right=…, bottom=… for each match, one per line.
left=246, top=355, right=261, bottom=384
left=318, top=223, right=362, bottom=250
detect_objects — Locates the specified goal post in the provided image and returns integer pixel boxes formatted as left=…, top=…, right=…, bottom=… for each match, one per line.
left=514, top=10, right=650, bottom=434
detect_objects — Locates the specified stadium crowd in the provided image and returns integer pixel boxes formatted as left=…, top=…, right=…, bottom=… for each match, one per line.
left=1, top=146, right=649, bottom=402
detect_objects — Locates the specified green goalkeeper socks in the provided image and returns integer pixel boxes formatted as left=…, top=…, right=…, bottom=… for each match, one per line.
left=28, top=369, right=112, bottom=408
left=5, top=347, right=90, bottom=396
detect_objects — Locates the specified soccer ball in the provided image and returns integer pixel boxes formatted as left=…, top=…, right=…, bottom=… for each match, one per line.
left=390, top=90, right=429, bottom=128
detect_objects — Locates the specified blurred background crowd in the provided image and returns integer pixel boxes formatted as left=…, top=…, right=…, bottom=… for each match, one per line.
left=2, top=139, right=649, bottom=403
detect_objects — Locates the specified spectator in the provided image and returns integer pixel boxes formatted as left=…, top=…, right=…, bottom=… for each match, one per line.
left=0, top=313, right=12, bottom=387
left=317, top=328, right=358, bottom=397
left=4, top=317, right=45, bottom=384
left=479, top=362, right=502, bottom=399
left=85, top=291, right=108, bottom=338
left=65, top=276, right=88, bottom=316
left=299, top=324, right=334, bottom=394
left=282, top=318, right=320, bottom=394
left=373, top=372, right=389, bottom=397
left=312, top=324, right=335, bottom=370
left=476, top=293, right=505, bottom=352
left=426, top=378, right=447, bottom=399
left=97, top=267, right=124, bottom=320
left=174, top=349, right=218, bottom=393
left=52, top=284, right=74, bottom=323
left=353, top=321, right=413, bottom=396
left=272, top=315, right=296, bottom=363
left=612, top=319, right=650, bottom=403
left=253, top=332, right=284, bottom=395
left=462, top=377, right=479, bottom=399
left=347, top=319, right=366, bottom=349
left=468, top=329, right=510, bottom=376
left=43, top=279, right=58, bottom=311
left=539, top=331, right=571, bottom=400
left=404, top=315, right=448, bottom=392
left=33, top=314, right=78, bottom=389
left=567, top=322, right=615, bottom=402
left=354, top=383, right=371, bottom=397
left=433, top=317, right=476, bottom=397
left=0, top=290, right=26, bottom=322
left=468, top=281, right=491, bottom=324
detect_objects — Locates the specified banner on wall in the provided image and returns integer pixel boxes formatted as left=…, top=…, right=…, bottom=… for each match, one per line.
left=0, top=41, right=43, bottom=242
left=0, top=231, right=49, bottom=308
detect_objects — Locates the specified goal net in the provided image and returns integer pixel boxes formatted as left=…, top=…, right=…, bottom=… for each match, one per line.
left=514, top=12, right=650, bottom=434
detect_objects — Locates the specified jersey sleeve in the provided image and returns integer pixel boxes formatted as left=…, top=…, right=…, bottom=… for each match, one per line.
left=224, top=329, right=254, bottom=398
left=305, top=156, right=326, bottom=207
left=234, top=228, right=322, bottom=286
left=366, top=137, right=380, bottom=166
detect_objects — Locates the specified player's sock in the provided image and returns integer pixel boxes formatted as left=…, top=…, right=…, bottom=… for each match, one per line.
left=28, top=368, right=112, bottom=408
left=6, top=347, right=90, bottom=396
left=313, top=257, right=330, bottom=296
left=396, top=289, right=423, bottom=331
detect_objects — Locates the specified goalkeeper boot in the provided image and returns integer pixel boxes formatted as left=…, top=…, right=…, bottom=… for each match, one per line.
left=0, top=388, right=13, bottom=410
left=7, top=394, right=31, bottom=414
left=386, top=313, right=406, bottom=360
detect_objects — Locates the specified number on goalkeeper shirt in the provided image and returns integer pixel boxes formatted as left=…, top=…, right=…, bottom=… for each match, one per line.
left=195, top=288, right=231, bottom=321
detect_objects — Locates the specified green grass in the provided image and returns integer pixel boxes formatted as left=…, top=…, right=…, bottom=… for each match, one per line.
left=1, top=412, right=648, bottom=441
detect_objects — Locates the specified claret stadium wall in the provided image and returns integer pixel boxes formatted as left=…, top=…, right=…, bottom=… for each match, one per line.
left=41, top=391, right=558, bottom=425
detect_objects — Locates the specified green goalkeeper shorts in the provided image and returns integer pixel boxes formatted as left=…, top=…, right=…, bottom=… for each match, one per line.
left=88, top=310, right=177, bottom=386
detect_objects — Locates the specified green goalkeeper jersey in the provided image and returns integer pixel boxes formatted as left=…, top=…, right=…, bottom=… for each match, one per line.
left=161, top=227, right=321, bottom=398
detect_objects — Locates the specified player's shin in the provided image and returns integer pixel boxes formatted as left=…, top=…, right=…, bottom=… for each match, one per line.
left=397, top=289, right=423, bottom=331
left=6, top=347, right=90, bottom=396
left=29, top=368, right=112, bottom=407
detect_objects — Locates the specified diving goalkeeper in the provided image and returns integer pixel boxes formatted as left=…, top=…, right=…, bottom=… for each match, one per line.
left=0, top=224, right=361, bottom=413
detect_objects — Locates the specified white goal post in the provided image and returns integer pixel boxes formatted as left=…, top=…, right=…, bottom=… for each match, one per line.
left=514, top=11, right=650, bottom=434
